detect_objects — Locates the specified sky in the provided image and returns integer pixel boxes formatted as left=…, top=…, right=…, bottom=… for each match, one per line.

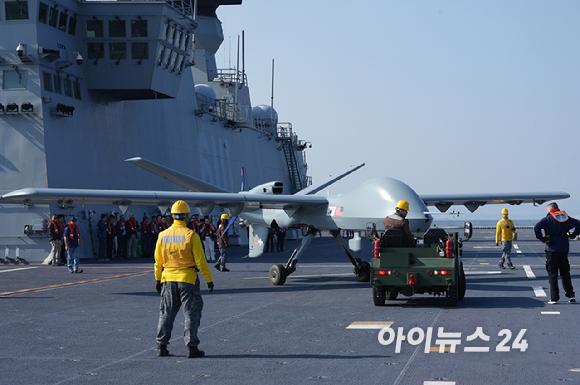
left=216, top=1, right=580, bottom=220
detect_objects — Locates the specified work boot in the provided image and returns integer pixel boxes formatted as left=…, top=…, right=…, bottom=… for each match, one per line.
left=214, top=263, right=221, bottom=271
left=499, top=262, right=506, bottom=269
left=508, top=264, right=515, bottom=270
left=157, top=344, right=169, bottom=357
left=221, top=267, right=230, bottom=272
left=187, top=346, right=205, bottom=358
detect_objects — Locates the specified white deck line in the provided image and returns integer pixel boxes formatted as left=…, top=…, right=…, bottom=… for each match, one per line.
left=0, top=267, right=38, bottom=273
left=523, top=265, right=536, bottom=279
left=533, top=287, right=547, bottom=297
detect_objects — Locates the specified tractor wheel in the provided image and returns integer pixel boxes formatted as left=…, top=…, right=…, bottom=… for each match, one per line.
left=373, top=286, right=386, bottom=306
left=356, top=261, right=371, bottom=282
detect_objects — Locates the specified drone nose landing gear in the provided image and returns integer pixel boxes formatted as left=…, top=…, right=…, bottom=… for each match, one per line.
left=269, top=226, right=317, bottom=286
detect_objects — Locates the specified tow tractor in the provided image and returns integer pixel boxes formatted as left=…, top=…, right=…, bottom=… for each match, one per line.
left=370, top=222, right=472, bottom=306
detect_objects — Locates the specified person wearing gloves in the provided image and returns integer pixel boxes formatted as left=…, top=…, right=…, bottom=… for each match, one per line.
left=496, top=208, right=517, bottom=270
left=154, top=200, right=214, bottom=358
left=534, top=202, right=580, bottom=304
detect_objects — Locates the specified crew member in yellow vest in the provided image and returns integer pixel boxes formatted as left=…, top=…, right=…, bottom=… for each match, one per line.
left=496, top=208, right=517, bottom=270
left=155, top=200, right=214, bottom=358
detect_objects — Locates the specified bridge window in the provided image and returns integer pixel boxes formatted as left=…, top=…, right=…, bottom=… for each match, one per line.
left=58, top=12, right=67, bottom=32
left=131, top=19, right=147, bottom=37
left=109, top=42, right=127, bottom=60
left=48, top=5, right=58, bottom=27
left=53, top=74, right=62, bottom=94
left=68, top=16, right=76, bottom=35
left=109, top=19, right=126, bottom=38
left=63, top=77, right=73, bottom=97
left=38, top=2, right=48, bottom=23
left=3, top=70, right=27, bottom=89
left=180, top=34, right=189, bottom=51
left=42, top=71, right=53, bottom=92
left=5, top=1, right=29, bottom=20
left=87, top=42, right=104, bottom=60
left=132, top=42, right=148, bottom=60
left=86, top=19, right=103, bottom=38
left=73, top=79, right=82, bottom=100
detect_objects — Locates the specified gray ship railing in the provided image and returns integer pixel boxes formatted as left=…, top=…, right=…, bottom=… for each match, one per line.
left=195, top=93, right=250, bottom=125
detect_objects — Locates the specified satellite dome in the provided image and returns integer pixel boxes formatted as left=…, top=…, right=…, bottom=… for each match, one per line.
left=252, top=104, right=278, bottom=120
left=194, top=84, right=216, bottom=100
left=252, top=104, right=278, bottom=128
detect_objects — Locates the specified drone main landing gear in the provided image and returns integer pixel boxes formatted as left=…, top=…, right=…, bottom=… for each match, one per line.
left=329, top=230, right=370, bottom=283
left=268, top=227, right=370, bottom=286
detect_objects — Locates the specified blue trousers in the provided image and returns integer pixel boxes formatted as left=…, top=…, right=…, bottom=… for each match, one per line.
left=67, top=246, right=80, bottom=271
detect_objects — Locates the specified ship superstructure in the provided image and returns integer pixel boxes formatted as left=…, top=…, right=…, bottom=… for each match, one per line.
left=0, top=0, right=310, bottom=262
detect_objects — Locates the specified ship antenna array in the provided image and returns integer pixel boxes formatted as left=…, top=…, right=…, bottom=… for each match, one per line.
left=271, top=59, right=274, bottom=121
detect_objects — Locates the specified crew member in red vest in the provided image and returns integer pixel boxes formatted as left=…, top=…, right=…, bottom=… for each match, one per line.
left=200, top=216, right=216, bottom=262
left=150, top=215, right=159, bottom=256
left=127, top=213, right=140, bottom=259
left=117, top=214, right=128, bottom=259
left=64, top=216, right=83, bottom=273
left=141, top=216, right=150, bottom=258
left=49, top=214, right=65, bottom=266
left=107, top=215, right=117, bottom=260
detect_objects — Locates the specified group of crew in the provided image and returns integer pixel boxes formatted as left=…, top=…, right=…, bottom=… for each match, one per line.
left=48, top=214, right=83, bottom=273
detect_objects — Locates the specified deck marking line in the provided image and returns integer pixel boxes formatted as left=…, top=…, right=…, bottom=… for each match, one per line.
left=541, top=311, right=560, bottom=315
left=346, top=321, right=394, bottom=329
left=514, top=244, right=520, bottom=249
left=464, top=271, right=502, bottom=275
left=523, top=265, right=536, bottom=279
left=533, top=287, right=547, bottom=297
left=424, top=382, right=456, bottom=385
left=0, top=267, right=38, bottom=273
left=0, top=270, right=153, bottom=297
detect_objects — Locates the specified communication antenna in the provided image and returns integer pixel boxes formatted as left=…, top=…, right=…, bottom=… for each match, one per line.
left=242, top=30, right=245, bottom=86
left=270, top=59, right=274, bottom=121
left=235, top=35, right=240, bottom=110
left=191, top=0, right=197, bottom=63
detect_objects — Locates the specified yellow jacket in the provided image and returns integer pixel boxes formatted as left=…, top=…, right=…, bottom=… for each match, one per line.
left=154, top=220, right=213, bottom=285
left=496, top=218, right=516, bottom=243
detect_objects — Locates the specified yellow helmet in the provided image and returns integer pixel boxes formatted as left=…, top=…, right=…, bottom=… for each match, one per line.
left=171, top=200, right=190, bottom=214
left=220, top=213, right=229, bottom=220
left=396, top=200, right=410, bottom=211
left=501, top=208, right=509, bottom=214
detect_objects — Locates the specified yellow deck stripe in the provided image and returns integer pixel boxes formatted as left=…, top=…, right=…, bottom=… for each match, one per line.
left=346, top=321, right=394, bottom=329
left=0, top=270, right=153, bottom=297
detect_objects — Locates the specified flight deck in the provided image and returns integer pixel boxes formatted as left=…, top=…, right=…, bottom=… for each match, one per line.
left=1, top=228, right=579, bottom=384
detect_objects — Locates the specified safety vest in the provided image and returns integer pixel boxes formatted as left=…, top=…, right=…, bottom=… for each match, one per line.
left=68, top=223, right=80, bottom=240
left=51, top=219, right=64, bottom=234
left=118, top=219, right=126, bottom=235
left=141, top=220, right=149, bottom=234
left=107, top=222, right=115, bottom=235
left=549, top=210, right=569, bottom=223
left=202, top=224, right=214, bottom=237
left=150, top=221, right=158, bottom=235
left=127, top=218, right=138, bottom=233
